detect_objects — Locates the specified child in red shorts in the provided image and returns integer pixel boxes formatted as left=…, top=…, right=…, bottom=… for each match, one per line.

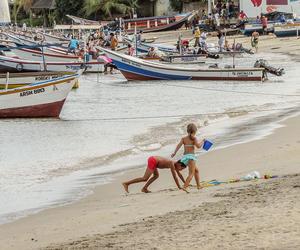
left=122, top=156, right=186, bottom=193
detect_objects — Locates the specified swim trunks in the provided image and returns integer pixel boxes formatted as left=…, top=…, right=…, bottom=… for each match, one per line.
left=147, top=156, right=157, bottom=171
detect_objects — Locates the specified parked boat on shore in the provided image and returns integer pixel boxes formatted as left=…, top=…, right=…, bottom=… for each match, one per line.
left=0, top=71, right=75, bottom=89
left=0, top=74, right=78, bottom=118
left=101, top=48, right=265, bottom=82
left=123, top=13, right=193, bottom=34
left=0, top=55, right=104, bottom=73
left=274, top=24, right=300, bottom=37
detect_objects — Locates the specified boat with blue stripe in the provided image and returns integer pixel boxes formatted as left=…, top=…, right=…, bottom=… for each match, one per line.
left=101, top=48, right=264, bottom=82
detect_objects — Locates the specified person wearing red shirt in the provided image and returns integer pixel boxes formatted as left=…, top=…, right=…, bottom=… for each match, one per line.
left=239, top=10, right=248, bottom=20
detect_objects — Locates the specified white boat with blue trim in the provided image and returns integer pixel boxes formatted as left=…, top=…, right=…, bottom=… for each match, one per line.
left=101, top=48, right=264, bottom=82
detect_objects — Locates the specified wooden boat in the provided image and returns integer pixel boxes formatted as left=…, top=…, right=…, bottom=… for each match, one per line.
left=0, top=55, right=104, bottom=73
left=0, top=73, right=78, bottom=118
left=101, top=48, right=264, bottom=82
left=242, top=23, right=274, bottom=36
left=274, top=23, right=300, bottom=37
left=122, top=13, right=193, bottom=34
left=0, top=71, right=75, bottom=89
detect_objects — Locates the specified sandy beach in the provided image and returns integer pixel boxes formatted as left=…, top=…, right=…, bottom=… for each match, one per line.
left=0, top=32, right=300, bottom=250
left=0, top=114, right=299, bottom=249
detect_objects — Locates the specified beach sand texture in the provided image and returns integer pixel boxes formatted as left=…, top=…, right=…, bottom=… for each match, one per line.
left=0, top=32, right=299, bottom=250
left=45, top=174, right=300, bottom=250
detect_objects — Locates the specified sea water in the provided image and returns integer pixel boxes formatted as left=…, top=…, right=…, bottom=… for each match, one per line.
left=0, top=52, right=299, bottom=224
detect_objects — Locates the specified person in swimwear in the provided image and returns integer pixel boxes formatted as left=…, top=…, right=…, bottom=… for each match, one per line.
left=122, top=156, right=186, bottom=193
left=171, top=123, right=205, bottom=193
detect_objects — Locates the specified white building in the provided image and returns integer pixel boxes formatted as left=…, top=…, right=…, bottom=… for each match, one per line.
left=0, top=0, right=11, bottom=24
left=240, top=0, right=300, bottom=18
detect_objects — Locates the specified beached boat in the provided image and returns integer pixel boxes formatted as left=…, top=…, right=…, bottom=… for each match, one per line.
left=243, top=23, right=274, bottom=36
left=101, top=48, right=264, bottom=81
left=123, top=13, right=193, bottom=34
left=0, top=74, right=78, bottom=118
left=0, top=55, right=104, bottom=73
left=0, top=71, right=74, bottom=89
left=274, top=24, right=300, bottom=37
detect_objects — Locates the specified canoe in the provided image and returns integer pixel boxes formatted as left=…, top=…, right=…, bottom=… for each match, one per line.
left=0, top=73, right=78, bottom=118
left=0, top=55, right=104, bottom=73
left=101, top=48, right=264, bottom=81
left=0, top=71, right=75, bottom=89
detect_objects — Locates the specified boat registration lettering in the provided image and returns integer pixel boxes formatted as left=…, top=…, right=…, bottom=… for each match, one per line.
left=232, top=71, right=254, bottom=77
left=20, top=88, right=45, bottom=97
left=122, top=58, right=141, bottom=67
left=35, top=76, right=51, bottom=81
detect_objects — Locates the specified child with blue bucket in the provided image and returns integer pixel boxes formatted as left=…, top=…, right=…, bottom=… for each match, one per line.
left=171, top=123, right=213, bottom=193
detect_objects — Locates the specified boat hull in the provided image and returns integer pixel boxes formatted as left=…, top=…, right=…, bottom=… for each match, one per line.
left=274, top=27, right=299, bottom=37
left=0, top=74, right=77, bottom=118
left=0, top=71, right=74, bottom=89
left=0, top=99, right=66, bottom=118
left=0, top=55, right=104, bottom=73
left=102, top=48, right=263, bottom=82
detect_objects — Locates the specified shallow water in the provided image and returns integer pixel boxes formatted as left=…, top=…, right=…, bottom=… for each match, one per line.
left=0, top=52, right=299, bottom=224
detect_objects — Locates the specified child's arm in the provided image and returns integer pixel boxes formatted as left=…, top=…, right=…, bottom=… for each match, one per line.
left=195, top=138, right=205, bottom=149
left=171, top=138, right=183, bottom=157
left=170, top=163, right=181, bottom=189
left=176, top=168, right=186, bottom=184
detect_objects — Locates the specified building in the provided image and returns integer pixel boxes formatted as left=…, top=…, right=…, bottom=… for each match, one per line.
left=137, top=0, right=172, bottom=17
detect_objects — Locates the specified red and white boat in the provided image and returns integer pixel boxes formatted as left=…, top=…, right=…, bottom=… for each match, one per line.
left=124, top=13, right=193, bottom=34
left=0, top=73, right=79, bottom=118
left=0, top=71, right=75, bottom=89
left=0, top=55, right=104, bottom=73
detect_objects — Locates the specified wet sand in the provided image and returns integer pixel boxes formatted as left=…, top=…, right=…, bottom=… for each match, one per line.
left=0, top=114, right=299, bottom=250
left=0, top=31, right=299, bottom=250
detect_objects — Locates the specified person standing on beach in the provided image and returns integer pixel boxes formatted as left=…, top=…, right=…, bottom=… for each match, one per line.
left=261, top=16, right=268, bottom=35
left=171, top=123, right=205, bottom=193
left=110, top=33, right=118, bottom=51
left=251, top=31, right=259, bottom=53
left=194, top=27, right=201, bottom=47
left=122, top=156, right=185, bottom=193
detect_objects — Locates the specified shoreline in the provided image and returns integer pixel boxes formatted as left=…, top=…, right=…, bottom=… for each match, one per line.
left=0, top=113, right=299, bottom=249
left=0, top=100, right=298, bottom=226
left=1, top=32, right=300, bottom=249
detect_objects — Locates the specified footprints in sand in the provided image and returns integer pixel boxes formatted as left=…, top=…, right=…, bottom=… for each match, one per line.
left=45, top=174, right=300, bottom=250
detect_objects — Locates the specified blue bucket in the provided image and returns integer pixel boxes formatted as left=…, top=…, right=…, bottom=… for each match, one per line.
left=203, top=140, right=213, bottom=151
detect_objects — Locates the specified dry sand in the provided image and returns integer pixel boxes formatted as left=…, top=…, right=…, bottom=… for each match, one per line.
left=45, top=174, right=300, bottom=250
left=0, top=31, right=299, bottom=250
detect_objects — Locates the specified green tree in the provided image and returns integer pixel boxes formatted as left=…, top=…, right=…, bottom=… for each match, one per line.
left=55, top=0, right=85, bottom=23
left=12, top=0, right=33, bottom=24
left=169, top=0, right=183, bottom=13
left=83, top=0, right=137, bottom=19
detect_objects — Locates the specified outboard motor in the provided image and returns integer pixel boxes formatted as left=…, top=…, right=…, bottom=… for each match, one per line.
left=254, top=59, right=285, bottom=76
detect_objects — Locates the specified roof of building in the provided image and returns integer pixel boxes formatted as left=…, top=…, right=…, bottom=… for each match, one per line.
left=31, top=0, right=56, bottom=9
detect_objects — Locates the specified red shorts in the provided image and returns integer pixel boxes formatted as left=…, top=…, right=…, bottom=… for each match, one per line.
left=147, top=156, right=157, bottom=171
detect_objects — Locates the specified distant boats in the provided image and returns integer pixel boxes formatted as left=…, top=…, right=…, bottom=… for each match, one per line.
left=0, top=73, right=79, bottom=118
left=0, top=55, right=103, bottom=73
left=274, top=24, right=300, bottom=37
left=66, top=13, right=193, bottom=34
left=124, top=13, right=193, bottom=34
left=101, top=48, right=264, bottom=82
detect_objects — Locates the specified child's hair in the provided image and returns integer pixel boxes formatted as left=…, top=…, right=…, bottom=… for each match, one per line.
left=187, top=123, right=197, bottom=140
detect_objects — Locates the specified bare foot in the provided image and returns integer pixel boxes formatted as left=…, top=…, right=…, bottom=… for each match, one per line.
left=141, top=188, right=151, bottom=193
left=197, top=185, right=203, bottom=190
left=182, top=187, right=190, bottom=194
left=122, top=183, right=129, bottom=193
